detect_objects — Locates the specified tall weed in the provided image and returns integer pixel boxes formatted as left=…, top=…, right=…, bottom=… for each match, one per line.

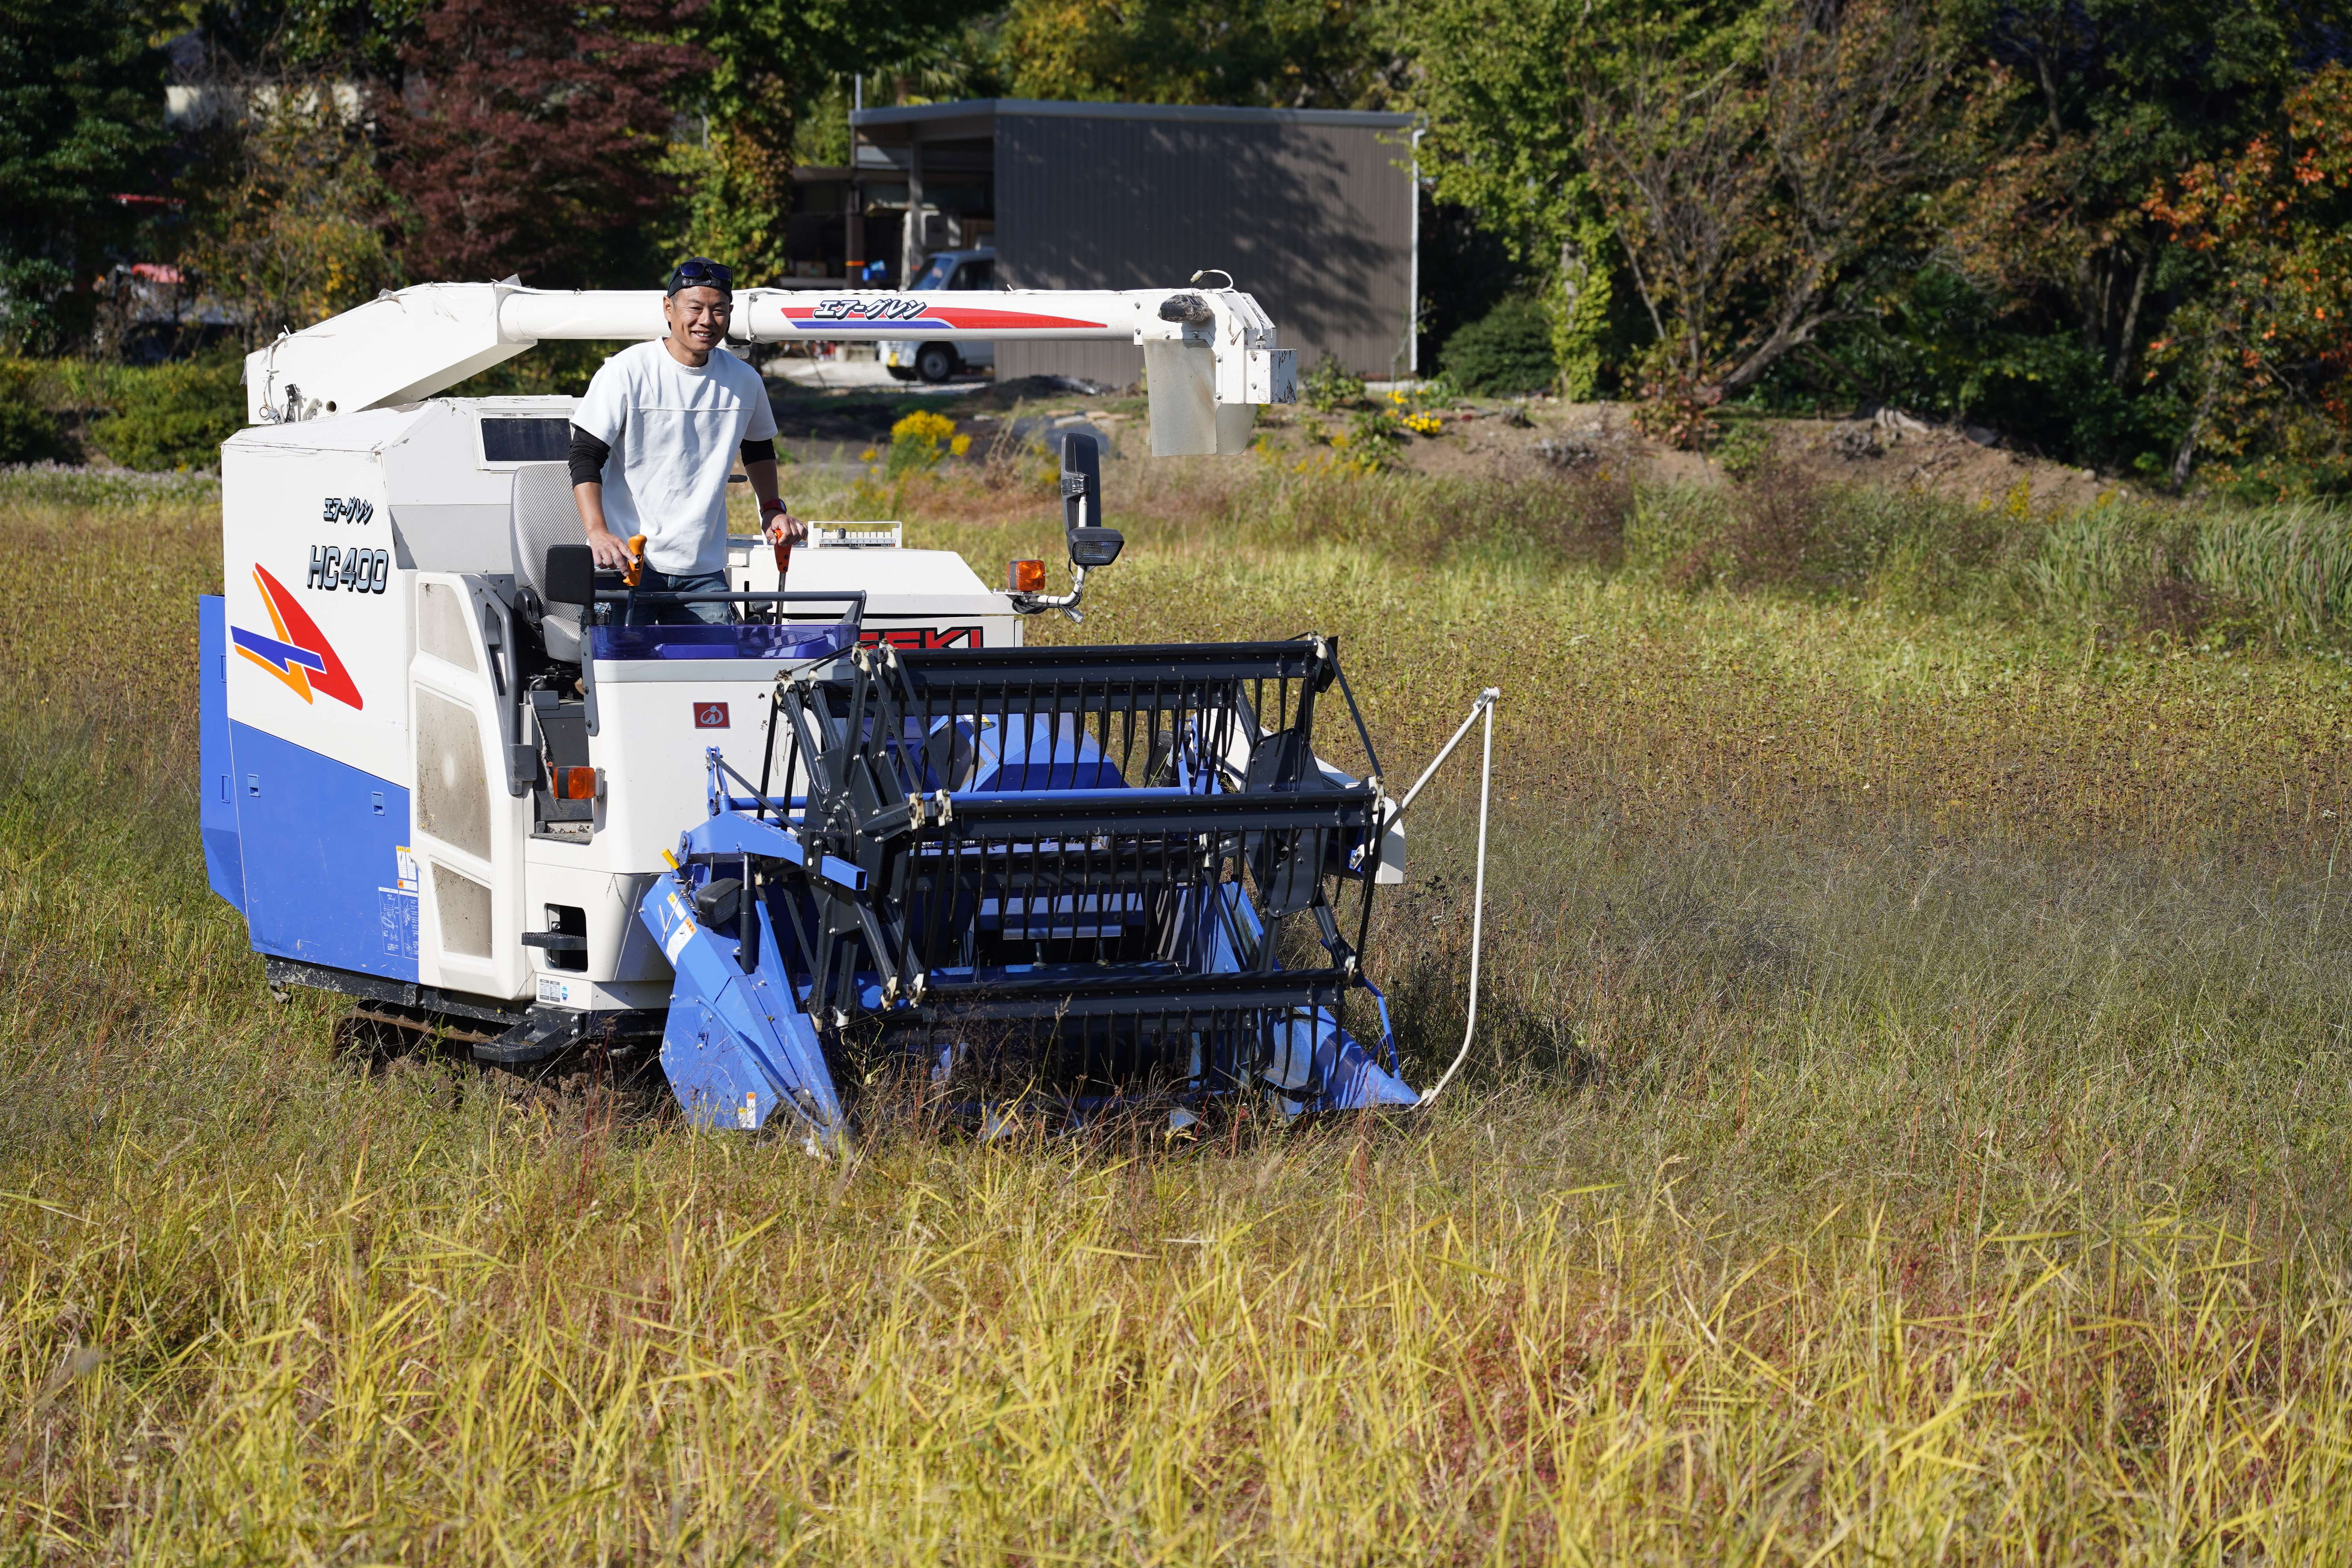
left=2189, top=500, right=2352, bottom=642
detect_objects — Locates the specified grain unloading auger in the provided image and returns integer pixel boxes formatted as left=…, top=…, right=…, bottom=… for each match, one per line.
left=198, top=278, right=1497, bottom=1142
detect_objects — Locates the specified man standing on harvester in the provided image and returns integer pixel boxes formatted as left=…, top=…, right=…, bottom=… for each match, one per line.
left=569, top=258, right=804, bottom=624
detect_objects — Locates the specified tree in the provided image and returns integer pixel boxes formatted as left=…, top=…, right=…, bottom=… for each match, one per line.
left=1581, top=0, right=1958, bottom=409
left=1944, top=0, right=2339, bottom=395
left=676, top=0, right=984, bottom=285
left=0, top=0, right=169, bottom=350
left=181, top=72, right=402, bottom=339
left=381, top=0, right=708, bottom=287
left=997, top=0, right=1408, bottom=109
left=2146, top=64, right=2352, bottom=492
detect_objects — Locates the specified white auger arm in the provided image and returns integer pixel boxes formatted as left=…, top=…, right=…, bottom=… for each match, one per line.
left=242, top=280, right=1297, bottom=456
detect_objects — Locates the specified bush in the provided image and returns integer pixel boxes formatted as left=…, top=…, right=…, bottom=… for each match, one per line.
left=87, top=356, right=246, bottom=472
left=885, top=409, right=965, bottom=478
left=1439, top=297, right=1557, bottom=396
left=1713, top=419, right=1774, bottom=477
left=0, top=396, right=69, bottom=465
left=2187, top=502, right=2352, bottom=642
left=1301, top=354, right=1365, bottom=412
left=0, top=359, right=71, bottom=465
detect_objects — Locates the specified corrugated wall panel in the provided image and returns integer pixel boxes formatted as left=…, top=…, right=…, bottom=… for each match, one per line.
left=994, top=113, right=1413, bottom=387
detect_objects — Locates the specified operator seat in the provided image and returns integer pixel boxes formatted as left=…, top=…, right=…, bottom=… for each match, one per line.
left=510, top=461, right=587, bottom=662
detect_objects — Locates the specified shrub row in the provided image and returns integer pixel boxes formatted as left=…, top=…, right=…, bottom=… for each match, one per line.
left=0, top=355, right=245, bottom=471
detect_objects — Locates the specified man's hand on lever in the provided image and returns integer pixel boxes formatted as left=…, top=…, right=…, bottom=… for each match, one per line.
left=575, top=477, right=639, bottom=573
left=584, top=524, right=637, bottom=573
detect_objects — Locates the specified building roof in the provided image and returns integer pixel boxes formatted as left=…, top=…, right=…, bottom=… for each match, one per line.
left=849, top=98, right=1417, bottom=143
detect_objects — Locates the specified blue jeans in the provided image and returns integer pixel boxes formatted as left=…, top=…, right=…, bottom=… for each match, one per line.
left=625, top=568, right=731, bottom=626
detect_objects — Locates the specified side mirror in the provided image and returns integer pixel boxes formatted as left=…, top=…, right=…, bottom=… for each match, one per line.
left=544, top=544, right=595, bottom=608
left=1069, top=526, right=1124, bottom=568
left=1060, top=430, right=1123, bottom=568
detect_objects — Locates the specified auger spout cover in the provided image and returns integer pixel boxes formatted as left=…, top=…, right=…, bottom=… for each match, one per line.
left=243, top=280, right=1296, bottom=456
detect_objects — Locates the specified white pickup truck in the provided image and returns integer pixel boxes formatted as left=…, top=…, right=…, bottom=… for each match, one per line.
left=884, top=248, right=997, bottom=383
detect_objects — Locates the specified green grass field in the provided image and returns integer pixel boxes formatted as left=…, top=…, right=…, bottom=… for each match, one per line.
left=6, top=459, right=2352, bottom=1561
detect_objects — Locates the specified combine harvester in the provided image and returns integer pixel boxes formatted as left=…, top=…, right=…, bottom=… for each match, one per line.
left=200, top=279, right=1496, bottom=1146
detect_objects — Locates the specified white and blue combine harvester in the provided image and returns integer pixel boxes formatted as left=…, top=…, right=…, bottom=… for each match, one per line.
left=200, top=280, right=1494, bottom=1146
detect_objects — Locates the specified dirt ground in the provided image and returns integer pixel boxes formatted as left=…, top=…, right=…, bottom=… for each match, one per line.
left=764, top=367, right=2122, bottom=509
left=1250, top=397, right=2121, bottom=509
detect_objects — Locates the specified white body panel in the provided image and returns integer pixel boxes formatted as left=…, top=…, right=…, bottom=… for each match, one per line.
left=220, top=428, right=411, bottom=782
left=723, top=531, right=1021, bottom=652
left=406, top=571, right=528, bottom=1001
left=219, top=396, right=1036, bottom=1012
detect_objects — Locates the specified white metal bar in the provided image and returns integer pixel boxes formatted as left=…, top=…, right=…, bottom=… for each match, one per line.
left=1415, top=693, right=1496, bottom=1108
left=497, top=290, right=666, bottom=341
left=732, top=288, right=1152, bottom=343
left=1394, top=687, right=1498, bottom=822
left=244, top=281, right=1296, bottom=430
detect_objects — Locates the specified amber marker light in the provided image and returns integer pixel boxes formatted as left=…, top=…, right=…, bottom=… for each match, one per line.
left=1009, top=559, right=1047, bottom=594
left=555, top=766, right=599, bottom=800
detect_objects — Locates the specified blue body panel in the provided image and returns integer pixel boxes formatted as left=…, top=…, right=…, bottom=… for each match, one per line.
left=197, top=597, right=245, bottom=913
left=227, top=722, right=419, bottom=980
left=641, top=869, right=844, bottom=1142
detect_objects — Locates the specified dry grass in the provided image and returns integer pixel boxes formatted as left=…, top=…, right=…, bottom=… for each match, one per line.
left=5, top=466, right=2352, bottom=1561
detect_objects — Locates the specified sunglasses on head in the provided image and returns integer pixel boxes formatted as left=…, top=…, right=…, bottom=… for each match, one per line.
left=667, top=260, right=734, bottom=296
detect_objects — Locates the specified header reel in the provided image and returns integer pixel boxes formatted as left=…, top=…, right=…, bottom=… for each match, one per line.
left=646, top=632, right=1418, bottom=1144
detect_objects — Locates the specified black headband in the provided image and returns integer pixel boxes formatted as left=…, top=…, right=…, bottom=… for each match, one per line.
left=665, top=258, right=734, bottom=297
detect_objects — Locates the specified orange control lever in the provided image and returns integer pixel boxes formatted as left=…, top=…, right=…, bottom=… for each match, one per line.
left=623, top=533, right=648, bottom=587
left=771, top=523, right=792, bottom=589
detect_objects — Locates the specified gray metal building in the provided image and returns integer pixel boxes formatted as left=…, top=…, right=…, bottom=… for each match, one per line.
left=842, top=99, right=1419, bottom=384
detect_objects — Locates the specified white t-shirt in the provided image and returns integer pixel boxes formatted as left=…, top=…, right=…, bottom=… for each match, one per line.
left=572, top=339, right=778, bottom=575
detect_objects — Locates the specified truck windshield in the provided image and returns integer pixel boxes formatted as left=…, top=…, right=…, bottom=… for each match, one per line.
left=911, top=254, right=959, bottom=291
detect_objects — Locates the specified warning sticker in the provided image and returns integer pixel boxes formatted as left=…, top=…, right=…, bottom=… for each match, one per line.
left=377, top=887, right=419, bottom=958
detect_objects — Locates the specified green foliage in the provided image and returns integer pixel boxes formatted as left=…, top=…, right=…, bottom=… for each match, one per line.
left=1406, top=0, right=2352, bottom=490
left=2187, top=503, right=2352, bottom=642
left=1754, top=265, right=2178, bottom=471
left=1439, top=296, right=1557, bottom=395
left=1546, top=221, right=1621, bottom=400
left=1301, top=354, right=1366, bottom=412
left=0, top=359, right=71, bottom=464
left=181, top=81, right=403, bottom=340
left=996, top=0, right=1405, bottom=107
left=684, top=0, right=987, bottom=283
left=1712, top=419, right=1772, bottom=478
left=87, top=356, right=247, bottom=472
left=0, top=398, right=67, bottom=466
left=1405, top=0, right=1589, bottom=263
left=0, top=0, right=169, bottom=351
